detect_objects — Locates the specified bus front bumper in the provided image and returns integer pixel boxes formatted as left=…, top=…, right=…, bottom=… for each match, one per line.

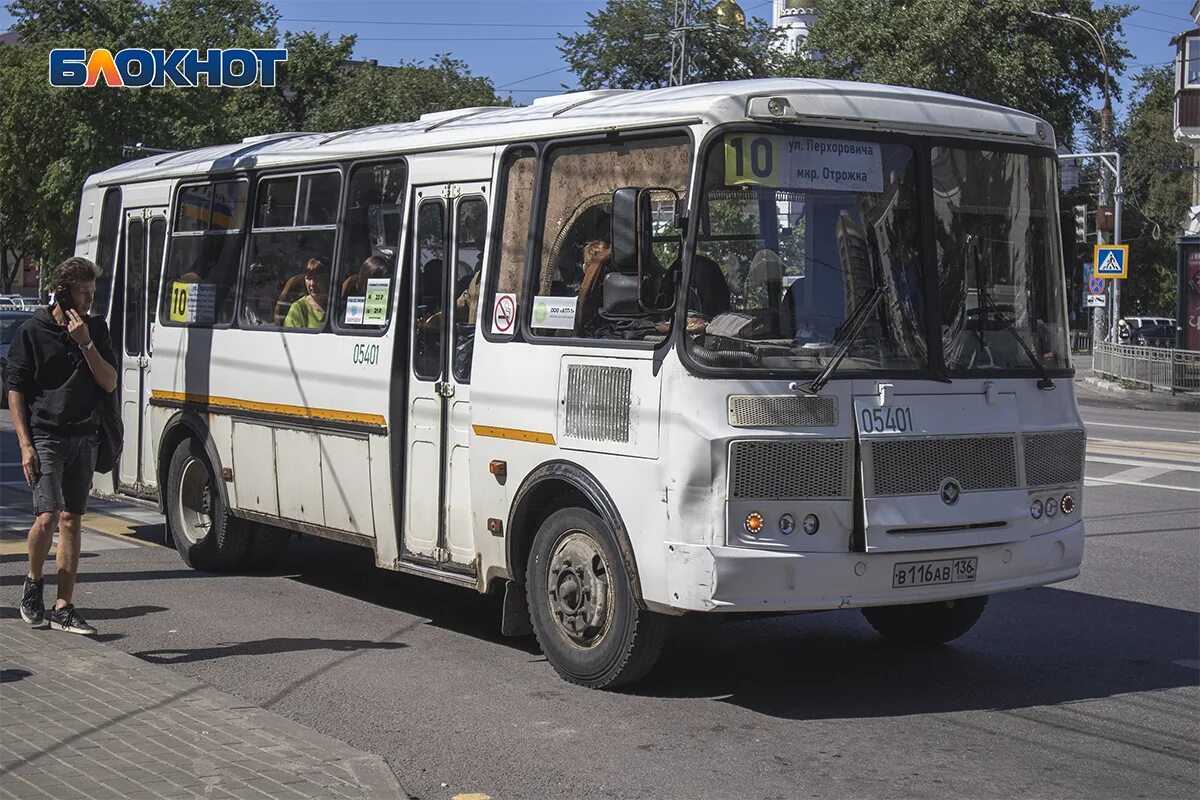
left=660, top=521, right=1083, bottom=613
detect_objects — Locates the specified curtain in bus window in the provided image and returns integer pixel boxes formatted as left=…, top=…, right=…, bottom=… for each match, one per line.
left=334, top=162, right=406, bottom=331
left=243, top=171, right=341, bottom=331
left=488, top=150, right=535, bottom=336
left=535, top=136, right=690, bottom=340
left=161, top=180, right=248, bottom=327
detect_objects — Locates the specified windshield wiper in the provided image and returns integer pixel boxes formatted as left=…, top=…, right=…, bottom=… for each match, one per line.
left=795, top=285, right=885, bottom=396
left=969, top=239, right=1055, bottom=391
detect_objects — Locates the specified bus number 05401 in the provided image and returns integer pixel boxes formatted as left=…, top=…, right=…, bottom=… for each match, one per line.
left=860, top=406, right=914, bottom=433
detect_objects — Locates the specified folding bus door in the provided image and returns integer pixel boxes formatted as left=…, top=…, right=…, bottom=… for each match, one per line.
left=118, top=208, right=166, bottom=494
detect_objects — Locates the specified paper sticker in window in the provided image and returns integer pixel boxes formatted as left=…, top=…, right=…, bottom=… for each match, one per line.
left=364, top=278, right=390, bottom=323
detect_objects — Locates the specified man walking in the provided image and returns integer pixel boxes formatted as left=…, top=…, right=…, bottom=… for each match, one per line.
left=5, top=257, right=117, bottom=635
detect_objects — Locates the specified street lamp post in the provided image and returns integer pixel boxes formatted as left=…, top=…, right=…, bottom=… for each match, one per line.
left=1033, top=10, right=1121, bottom=342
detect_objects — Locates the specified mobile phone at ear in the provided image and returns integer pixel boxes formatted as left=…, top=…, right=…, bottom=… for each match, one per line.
left=55, top=287, right=74, bottom=314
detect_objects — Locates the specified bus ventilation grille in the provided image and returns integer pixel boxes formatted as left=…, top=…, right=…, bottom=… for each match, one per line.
left=564, top=364, right=632, bottom=443
left=1023, top=429, right=1086, bottom=488
left=727, top=395, right=838, bottom=428
left=728, top=439, right=853, bottom=500
left=865, top=435, right=1018, bottom=496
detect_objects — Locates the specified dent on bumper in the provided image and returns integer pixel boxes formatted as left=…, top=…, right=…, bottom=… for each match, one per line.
left=662, top=521, right=1084, bottom=613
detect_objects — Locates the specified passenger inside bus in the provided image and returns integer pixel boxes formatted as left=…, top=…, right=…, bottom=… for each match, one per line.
left=282, top=258, right=329, bottom=330
left=242, top=263, right=276, bottom=327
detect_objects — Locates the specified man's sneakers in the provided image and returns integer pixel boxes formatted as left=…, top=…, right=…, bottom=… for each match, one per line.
left=19, top=576, right=48, bottom=628
left=48, top=604, right=97, bottom=636
left=19, top=578, right=97, bottom=635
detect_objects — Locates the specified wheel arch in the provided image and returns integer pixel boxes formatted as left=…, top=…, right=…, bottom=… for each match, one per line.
left=155, top=411, right=230, bottom=514
left=505, top=460, right=645, bottom=607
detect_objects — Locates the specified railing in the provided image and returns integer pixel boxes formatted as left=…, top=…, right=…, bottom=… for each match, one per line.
left=1093, top=342, right=1200, bottom=394
left=1069, top=329, right=1092, bottom=354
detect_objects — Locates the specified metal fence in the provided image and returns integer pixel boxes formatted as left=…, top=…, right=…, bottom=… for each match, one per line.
left=1093, top=342, right=1200, bottom=394
left=1069, top=330, right=1092, bottom=354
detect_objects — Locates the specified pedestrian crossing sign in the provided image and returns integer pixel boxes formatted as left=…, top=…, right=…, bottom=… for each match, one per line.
left=1093, top=244, right=1128, bottom=279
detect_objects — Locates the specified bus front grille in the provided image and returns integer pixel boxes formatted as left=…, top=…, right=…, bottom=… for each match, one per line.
left=727, top=395, right=838, bottom=428
left=865, top=435, right=1018, bottom=497
left=728, top=439, right=854, bottom=500
left=1023, top=429, right=1086, bottom=488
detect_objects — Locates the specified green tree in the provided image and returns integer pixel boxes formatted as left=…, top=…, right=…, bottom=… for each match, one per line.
left=559, top=0, right=802, bottom=90
left=803, top=0, right=1132, bottom=148
left=1116, top=65, right=1193, bottom=315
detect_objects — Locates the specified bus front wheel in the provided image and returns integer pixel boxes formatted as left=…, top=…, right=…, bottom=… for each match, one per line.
left=165, top=438, right=249, bottom=571
left=861, top=595, right=988, bottom=645
left=527, top=508, right=669, bottom=689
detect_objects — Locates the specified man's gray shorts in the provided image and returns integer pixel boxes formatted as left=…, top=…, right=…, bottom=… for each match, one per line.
left=31, top=431, right=97, bottom=515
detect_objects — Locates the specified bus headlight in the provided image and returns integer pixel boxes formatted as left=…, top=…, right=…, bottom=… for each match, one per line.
left=779, top=513, right=796, bottom=535
left=1030, top=499, right=1044, bottom=519
left=1045, top=496, right=1059, bottom=518
left=802, top=514, right=820, bottom=536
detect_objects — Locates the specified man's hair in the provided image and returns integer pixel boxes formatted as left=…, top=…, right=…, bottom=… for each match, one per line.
left=51, top=256, right=102, bottom=290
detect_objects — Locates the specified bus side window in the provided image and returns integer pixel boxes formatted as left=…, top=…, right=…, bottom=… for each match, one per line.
left=413, top=201, right=446, bottom=380
left=93, top=187, right=122, bottom=320
left=243, top=172, right=341, bottom=331
left=161, top=180, right=248, bottom=327
left=332, top=161, right=406, bottom=333
left=484, top=147, right=535, bottom=338
left=533, top=135, right=690, bottom=340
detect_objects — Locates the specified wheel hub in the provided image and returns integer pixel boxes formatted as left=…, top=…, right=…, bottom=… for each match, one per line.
left=546, top=532, right=612, bottom=647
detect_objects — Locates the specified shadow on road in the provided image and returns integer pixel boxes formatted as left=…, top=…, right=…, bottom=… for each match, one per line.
left=133, top=637, right=408, bottom=664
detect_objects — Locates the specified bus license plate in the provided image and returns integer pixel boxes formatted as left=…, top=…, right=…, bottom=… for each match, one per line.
left=892, top=557, right=977, bottom=589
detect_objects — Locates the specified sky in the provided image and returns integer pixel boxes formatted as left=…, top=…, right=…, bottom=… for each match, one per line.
left=0, top=0, right=1195, bottom=115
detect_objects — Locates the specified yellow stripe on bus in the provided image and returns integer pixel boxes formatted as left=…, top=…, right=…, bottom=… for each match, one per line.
left=151, top=390, right=386, bottom=427
left=472, top=425, right=556, bottom=445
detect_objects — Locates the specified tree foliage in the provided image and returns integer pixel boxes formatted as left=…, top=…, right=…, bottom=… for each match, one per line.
left=1115, top=66, right=1193, bottom=315
left=0, top=0, right=505, bottom=275
left=802, top=0, right=1132, bottom=147
left=559, top=0, right=803, bottom=90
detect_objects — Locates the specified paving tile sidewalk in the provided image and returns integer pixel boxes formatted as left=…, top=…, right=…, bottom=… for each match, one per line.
left=0, top=620, right=404, bottom=799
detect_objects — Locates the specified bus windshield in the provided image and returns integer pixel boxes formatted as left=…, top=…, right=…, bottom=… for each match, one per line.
left=933, top=147, right=1069, bottom=372
left=686, top=132, right=927, bottom=372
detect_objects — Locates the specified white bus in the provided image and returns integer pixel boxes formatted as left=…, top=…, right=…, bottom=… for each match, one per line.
left=78, top=79, right=1085, bottom=688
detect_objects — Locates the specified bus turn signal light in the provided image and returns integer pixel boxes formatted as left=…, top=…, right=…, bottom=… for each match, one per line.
left=1061, top=493, right=1075, bottom=515
left=745, top=513, right=764, bottom=535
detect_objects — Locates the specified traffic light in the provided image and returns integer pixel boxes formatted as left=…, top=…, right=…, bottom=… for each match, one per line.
left=1073, top=205, right=1088, bottom=242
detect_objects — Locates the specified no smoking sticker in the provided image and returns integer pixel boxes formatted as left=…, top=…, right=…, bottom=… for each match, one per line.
left=492, top=293, right=516, bottom=334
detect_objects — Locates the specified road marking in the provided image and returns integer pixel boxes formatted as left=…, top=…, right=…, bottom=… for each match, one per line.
left=1084, top=476, right=1200, bottom=494
left=1082, top=420, right=1200, bottom=435
left=1094, top=465, right=1172, bottom=484
left=1174, top=660, right=1200, bottom=671
left=1086, top=455, right=1200, bottom=473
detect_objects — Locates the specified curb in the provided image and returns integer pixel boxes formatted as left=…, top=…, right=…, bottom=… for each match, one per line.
left=1077, top=375, right=1200, bottom=412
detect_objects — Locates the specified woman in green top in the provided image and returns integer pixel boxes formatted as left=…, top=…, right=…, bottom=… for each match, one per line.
left=284, top=258, right=329, bottom=329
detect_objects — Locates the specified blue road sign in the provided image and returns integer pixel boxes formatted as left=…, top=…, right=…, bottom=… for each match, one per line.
left=1089, top=277, right=1105, bottom=294
left=1093, top=244, right=1129, bottom=279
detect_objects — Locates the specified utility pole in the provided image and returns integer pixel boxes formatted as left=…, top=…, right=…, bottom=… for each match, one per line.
left=667, top=0, right=708, bottom=87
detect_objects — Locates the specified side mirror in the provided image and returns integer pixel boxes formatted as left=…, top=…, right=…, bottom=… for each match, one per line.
left=611, top=187, right=650, bottom=273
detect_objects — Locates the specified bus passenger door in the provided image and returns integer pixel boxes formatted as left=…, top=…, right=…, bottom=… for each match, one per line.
left=401, top=185, right=488, bottom=570
left=118, top=209, right=166, bottom=494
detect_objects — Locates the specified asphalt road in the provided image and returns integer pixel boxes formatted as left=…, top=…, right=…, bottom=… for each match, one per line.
left=1, top=387, right=1197, bottom=800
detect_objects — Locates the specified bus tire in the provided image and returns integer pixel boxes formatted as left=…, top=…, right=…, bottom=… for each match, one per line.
left=861, top=595, right=988, bottom=645
left=526, top=507, right=668, bottom=689
left=165, top=438, right=248, bottom=571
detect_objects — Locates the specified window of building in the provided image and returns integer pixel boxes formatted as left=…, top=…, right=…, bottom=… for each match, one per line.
left=161, top=180, right=248, bottom=327
left=485, top=147, right=535, bottom=338
left=532, top=135, right=691, bottom=340
left=1187, top=36, right=1200, bottom=88
left=242, top=170, right=341, bottom=331
left=332, top=161, right=406, bottom=333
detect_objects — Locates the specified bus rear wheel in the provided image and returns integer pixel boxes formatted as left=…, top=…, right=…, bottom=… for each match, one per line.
left=861, top=595, right=988, bottom=645
left=527, top=508, right=669, bottom=689
left=165, top=438, right=249, bottom=571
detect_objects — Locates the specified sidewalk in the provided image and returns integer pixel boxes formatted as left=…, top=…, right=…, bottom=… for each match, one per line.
left=0, top=620, right=404, bottom=800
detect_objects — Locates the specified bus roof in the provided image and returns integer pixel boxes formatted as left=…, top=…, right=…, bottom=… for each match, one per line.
left=90, top=78, right=1055, bottom=185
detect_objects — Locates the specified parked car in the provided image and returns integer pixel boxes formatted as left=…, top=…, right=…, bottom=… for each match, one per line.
left=0, top=307, right=34, bottom=408
left=0, top=294, right=27, bottom=309
left=1130, top=322, right=1176, bottom=347
left=1118, top=316, right=1174, bottom=341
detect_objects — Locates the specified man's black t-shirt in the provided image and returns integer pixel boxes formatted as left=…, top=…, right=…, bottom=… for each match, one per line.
left=3, top=307, right=117, bottom=433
